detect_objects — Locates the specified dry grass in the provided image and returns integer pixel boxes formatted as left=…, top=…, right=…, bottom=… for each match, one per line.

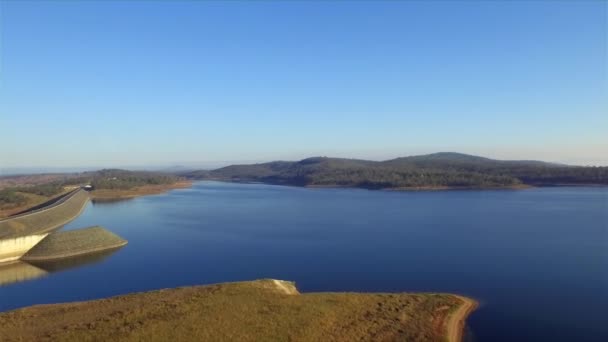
left=0, top=279, right=474, bottom=342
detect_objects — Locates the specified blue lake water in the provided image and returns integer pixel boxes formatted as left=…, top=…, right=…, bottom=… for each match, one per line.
left=1, top=181, right=607, bottom=341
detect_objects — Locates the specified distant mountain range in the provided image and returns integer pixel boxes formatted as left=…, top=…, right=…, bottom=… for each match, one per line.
left=183, top=152, right=608, bottom=189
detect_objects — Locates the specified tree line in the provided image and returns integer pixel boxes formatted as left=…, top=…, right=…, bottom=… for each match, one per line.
left=189, top=154, right=608, bottom=189
left=1, top=169, right=183, bottom=207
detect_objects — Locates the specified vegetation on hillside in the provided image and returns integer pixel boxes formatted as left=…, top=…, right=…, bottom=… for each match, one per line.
left=185, top=152, right=608, bottom=189
left=0, top=190, right=27, bottom=207
left=65, top=169, right=183, bottom=190
left=0, top=184, right=64, bottom=208
left=0, top=170, right=184, bottom=213
left=13, top=183, right=64, bottom=197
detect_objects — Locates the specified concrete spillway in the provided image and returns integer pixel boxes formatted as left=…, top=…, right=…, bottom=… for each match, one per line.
left=0, top=234, right=49, bottom=263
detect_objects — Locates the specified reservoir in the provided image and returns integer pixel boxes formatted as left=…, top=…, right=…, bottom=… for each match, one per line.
left=1, top=181, right=606, bottom=341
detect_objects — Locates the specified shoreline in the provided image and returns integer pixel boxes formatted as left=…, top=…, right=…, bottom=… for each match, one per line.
left=89, top=181, right=192, bottom=201
left=196, top=179, right=608, bottom=191
left=197, top=178, right=534, bottom=191
left=384, top=184, right=531, bottom=191
left=447, top=295, right=478, bottom=342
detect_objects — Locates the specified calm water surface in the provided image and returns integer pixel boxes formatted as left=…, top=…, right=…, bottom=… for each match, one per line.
left=1, top=182, right=607, bottom=341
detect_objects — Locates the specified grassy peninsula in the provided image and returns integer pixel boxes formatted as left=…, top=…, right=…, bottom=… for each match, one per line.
left=88, top=181, right=191, bottom=201
left=0, top=279, right=476, bottom=342
left=185, top=152, right=608, bottom=190
left=22, top=226, right=127, bottom=261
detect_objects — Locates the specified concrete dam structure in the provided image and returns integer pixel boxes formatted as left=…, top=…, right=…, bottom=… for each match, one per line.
left=0, top=234, right=49, bottom=263
left=0, top=189, right=90, bottom=263
left=0, top=189, right=89, bottom=239
left=0, top=189, right=127, bottom=264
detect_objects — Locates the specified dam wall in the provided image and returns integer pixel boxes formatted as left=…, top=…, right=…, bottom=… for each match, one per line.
left=0, top=190, right=127, bottom=266
left=0, top=234, right=48, bottom=263
left=0, top=190, right=89, bottom=240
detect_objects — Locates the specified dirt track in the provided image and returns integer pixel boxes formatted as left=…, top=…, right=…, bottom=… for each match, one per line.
left=446, top=295, right=478, bottom=342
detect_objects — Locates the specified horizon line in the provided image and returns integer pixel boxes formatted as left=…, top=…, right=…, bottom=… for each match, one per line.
left=2, top=152, right=608, bottom=175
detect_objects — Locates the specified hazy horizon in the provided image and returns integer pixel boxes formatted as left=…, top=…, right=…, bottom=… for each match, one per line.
left=2, top=1, right=606, bottom=168
left=2, top=150, right=606, bottom=176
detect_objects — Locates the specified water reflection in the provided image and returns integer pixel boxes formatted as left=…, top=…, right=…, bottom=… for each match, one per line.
left=0, top=248, right=123, bottom=286
left=91, top=198, right=134, bottom=205
left=0, top=261, right=47, bottom=286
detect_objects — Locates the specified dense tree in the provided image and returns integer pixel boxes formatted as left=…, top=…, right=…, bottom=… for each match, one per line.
left=64, top=169, right=183, bottom=190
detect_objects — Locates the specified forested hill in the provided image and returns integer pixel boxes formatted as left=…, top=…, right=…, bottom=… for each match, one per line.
left=184, top=152, right=608, bottom=189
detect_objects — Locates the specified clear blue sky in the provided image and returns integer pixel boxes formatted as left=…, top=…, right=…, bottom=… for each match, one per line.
left=1, top=0, right=606, bottom=169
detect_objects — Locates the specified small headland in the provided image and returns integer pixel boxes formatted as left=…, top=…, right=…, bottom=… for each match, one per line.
left=0, top=279, right=476, bottom=342
left=89, top=181, right=192, bottom=201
